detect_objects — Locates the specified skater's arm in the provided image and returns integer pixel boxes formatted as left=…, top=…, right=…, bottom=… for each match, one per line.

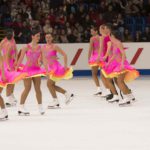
left=88, top=38, right=93, bottom=60
left=107, top=55, right=115, bottom=65
left=0, top=56, right=6, bottom=82
left=14, top=41, right=18, bottom=61
left=0, top=40, right=4, bottom=53
left=15, top=47, right=27, bottom=70
left=118, top=42, right=126, bottom=68
left=6, top=45, right=12, bottom=70
left=103, top=41, right=112, bottom=60
left=41, top=48, right=48, bottom=73
left=38, top=47, right=42, bottom=66
left=0, top=41, right=2, bottom=52
left=55, top=45, right=67, bottom=69
left=98, top=36, right=104, bottom=61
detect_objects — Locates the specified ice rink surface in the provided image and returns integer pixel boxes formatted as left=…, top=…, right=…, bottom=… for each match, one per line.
left=0, top=76, right=150, bottom=150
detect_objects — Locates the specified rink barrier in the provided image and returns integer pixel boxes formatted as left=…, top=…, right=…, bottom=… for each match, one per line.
left=73, top=69, right=150, bottom=76
left=16, top=43, right=150, bottom=76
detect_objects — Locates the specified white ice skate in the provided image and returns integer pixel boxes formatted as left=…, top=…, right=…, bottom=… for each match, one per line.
left=129, top=93, right=136, bottom=102
left=38, top=105, right=45, bottom=115
left=101, top=89, right=111, bottom=97
left=65, top=92, right=74, bottom=105
left=108, top=95, right=120, bottom=103
left=6, top=94, right=17, bottom=107
left=48, top=99, right=60, bottom=109
left=18, top=105, right=30, bottom=116
left=0, top=109, right=8, bottom=121
left=94, top=87, right=102, bottom=96
left=119, top=94, right=131, bottom=106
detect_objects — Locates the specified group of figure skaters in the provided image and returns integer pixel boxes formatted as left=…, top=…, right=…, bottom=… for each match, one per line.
left=0, top=27, right=74, bottom=121
left=88, top=23, right=139, bottom=106
left=0, top=23, right=139, bottom=121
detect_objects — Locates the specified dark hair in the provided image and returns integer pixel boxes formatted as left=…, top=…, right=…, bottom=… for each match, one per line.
left=111, top=30, right=121, bottom=40
left=91, top=26, right=98, bottom=32
left=5, top=29, right=14, bottom=40
left=104, top=23, right=113, bottom=31
left=31, top=26, right=41, bottom=36
left=45, top=32, right=52, bottom=35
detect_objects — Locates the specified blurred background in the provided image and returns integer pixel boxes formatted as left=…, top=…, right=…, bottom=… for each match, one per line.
left=0, top=0, right=150, bottom=43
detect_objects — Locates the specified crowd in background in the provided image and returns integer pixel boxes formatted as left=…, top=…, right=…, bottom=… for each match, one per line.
left=0, top=0, right=150, bottom=43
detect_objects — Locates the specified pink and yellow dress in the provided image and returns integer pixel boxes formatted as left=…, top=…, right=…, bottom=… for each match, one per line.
left=101, top=43, right=139, bottom=82
left=21, top=44, right=46, bottom=78
left=0, top=39, right=26, bottom=87
left=43, top=45, right=73, bottom=82
left=89, top=36, right=104, bottom=67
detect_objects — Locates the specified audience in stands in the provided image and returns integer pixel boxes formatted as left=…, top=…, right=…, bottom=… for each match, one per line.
left=0, top=0, right=150, bottom=43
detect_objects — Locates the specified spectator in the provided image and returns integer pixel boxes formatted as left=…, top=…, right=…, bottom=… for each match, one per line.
left=123, top=29, right=133, bottom=42
left=19, top=21, right=31, bottom=43
left=141, top=26, right=150, bottom=41
left=43, top=19, right=53, bottom=34
left=0, top=0, right=149, bottom=43
left=134, top=30, right=142, bottom=42
left=103, top=4, right=116, bottom=23
left=67, top=29, right=77, bottom=43
left=59, top=29, right=68, bottom=43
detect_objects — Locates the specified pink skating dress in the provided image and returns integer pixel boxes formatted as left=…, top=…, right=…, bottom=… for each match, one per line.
left=102, top=41, right=139, bottom=82
left=88, top=36, right=104, bottom=67
left=21, top=44, right=46, bottom=78
left=0, top=39, right=26, bottom=87
left=43, top=45, right=73, bottom=82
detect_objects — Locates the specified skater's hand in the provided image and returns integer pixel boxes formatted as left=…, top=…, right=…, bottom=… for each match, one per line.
left=106, top=62, right=110, bottom=68
left=7, top=66, right=12, bottom=71
left=64, top=64, right=68, bottom=70
left=14, top=61, right=17, bottom=67
left=96, top=57, right=100, bottom=63
left=103, top=56, right=107, bottom=61
left=46, top=73, right=49, bottom=79
left=2, top=75, right=7, bottom=83
left=121, top=64, right=124, bottom=70
left=15, top=66, right=18, bottom=71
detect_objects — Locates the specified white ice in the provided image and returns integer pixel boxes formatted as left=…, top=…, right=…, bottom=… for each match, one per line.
left=0, top=76, right=150, bottom=150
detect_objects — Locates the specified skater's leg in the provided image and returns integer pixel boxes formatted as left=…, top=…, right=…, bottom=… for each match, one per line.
left=20, top=78, right=32, bottom=105
left=18, top=78, right=31, bottom=115
left=33, top=77, right=44, bottom=115
left=6, top=84, right=15, bottom=97
left=0, top=87, right=8, bottom=120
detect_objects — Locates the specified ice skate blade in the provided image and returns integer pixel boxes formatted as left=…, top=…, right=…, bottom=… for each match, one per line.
left=0, top=115, right=8, bottom=121
left=94, top=92, right=102, bottom=96
left=108, top=99, right=119, bottom=103
left=6, top=103, right=16, bottom=107
left=47, top=104, right=60, bottom=109
left=40, top=112, right=45, bottom=115
left=66, top=94, right=74, bottom=105
left=18, top=111, right=30, bottom=116
left=119, top=101, right=131, bottom=107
